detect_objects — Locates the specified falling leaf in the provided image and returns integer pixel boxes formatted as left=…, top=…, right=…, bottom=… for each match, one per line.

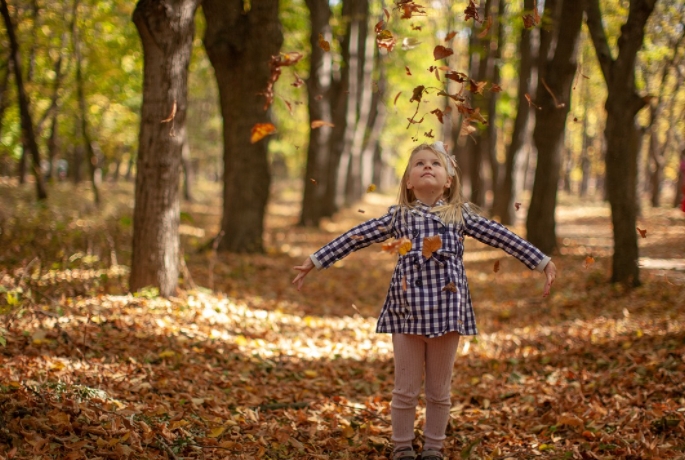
left=311, top=120, right=335, bottom=129
left=310, top=178, right=317, bottom=185
left=467, top=107, right=488, bottom=124
left=493, top=260, right=500, bottom=273
left=410, top=85, right=426, bottom=103
left=522, top=0, right=540, bottom=29
left=250, top=123, right=277, bottom=144
left=636, top=227, right=647, bottom=238
left=584, top=255, right=595, bottom=269
left=318, top=33, right=330, bottom=52
left=291, top=73, right=304, bottom=88
left=382, top=238, right=412, bottom=255
left=357, top=209, right=366, bottom=214
left=401, top=37, right=422, bottom=50
left=424, top=129, right=434, bottom=138
left=394, top=91, right=402, bottom=106
left=478, top=16, right=493, bottom=38
left=422, top=235, right=442, bottom=259
left=405, top=66, right=412, bottom=76
left=514, top=202, right=521, bottom=211
left=490, top=83, right=502, bottom=93
left=524, top=93, right=541, bottom=110
left=445, top=31, right=457, bottom=41
left=433, top=45, right=454, bottom=60
left=351, top=303, right=361, bottom=314
left=431, top=108, right=445, bottom=124
left=444, top=71, right=468, bottom=83
left=464, top=0, right=480, bottom=22
left=161, top=100, right=177, bottom=123
left=402, top=276, right=408, bottom=291
left=263, top=52, right=304, bottom=110
left=442, top=282, right=457, bottom=293
left=399, top=1, right=426, bottom=19
left=376, top=29, right=397, bottom=51
left=460, top=121, right=476, bottom=137
left=366, top=184, right=376, bottom=193
left=412, top=24, right=422, bottom=31
left=383, top=7, right=390, bottom=21
left=541, top=78, right=565, bottom=108
left=469, top=79, right=488, bottom=94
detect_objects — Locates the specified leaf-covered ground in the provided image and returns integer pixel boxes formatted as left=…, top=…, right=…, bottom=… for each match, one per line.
left=1, top=180, right=684, bottom=459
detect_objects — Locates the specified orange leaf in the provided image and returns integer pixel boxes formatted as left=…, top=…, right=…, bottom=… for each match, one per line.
left=464, top=0, right=480, bottom=22
left=442, top=282, right=457, bottom=293
left=636, top=227, right=647, bottom=238
left=514, top=202, right=521, bottom=211
left=366, top=184, right=377, bottom=193
left=161, top=100, right=177, bottom=123
left=433, top=45, right=454, bottom=60
left=584, top=255, right=595, bottom=269
left=445, top=31, right=457, bottom=41
left=402, top=276, right=408, bottom=291
left=394, top=91, right=402, bottom=106
left=478, top=16, right=493, bottom=38
left=311, top=120, right=335, bottom=129
left=469, top=79, right=488, bottom=94
left=490, top=83, right=502, bottom=93
left=250, top=123, right=277, bottom=143
left=422, top=235, right=442, bottom=259
left=318, top=33, right=330, bottom=52
left=382, top=237, right=412, bottom=255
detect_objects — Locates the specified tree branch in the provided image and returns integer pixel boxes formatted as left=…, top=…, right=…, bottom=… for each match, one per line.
left=583, top=0, right=613, bottom=83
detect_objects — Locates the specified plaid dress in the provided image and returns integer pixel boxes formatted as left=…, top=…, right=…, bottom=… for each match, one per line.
left=311, top=201, right=549, bottom=337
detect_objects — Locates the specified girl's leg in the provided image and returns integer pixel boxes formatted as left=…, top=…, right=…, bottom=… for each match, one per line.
left=391, top=333, right=426, bottom=452
left=423, top=332, right=461, bottom=452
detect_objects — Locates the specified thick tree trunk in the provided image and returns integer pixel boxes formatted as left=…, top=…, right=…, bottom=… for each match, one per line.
left=585, top=0, right=657, bottom=285
left=300, top=0, right=334, bottom=226
left=130, top=0, right=199, bottom=296
left=203, top=0, right=282, bottom=253
left=526, top=0, right=583, bottom=254
left=0, top=0, right=46, bottom=200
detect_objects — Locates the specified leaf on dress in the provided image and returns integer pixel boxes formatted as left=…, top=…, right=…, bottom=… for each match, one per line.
left=422, top=235, right=442, bottom=259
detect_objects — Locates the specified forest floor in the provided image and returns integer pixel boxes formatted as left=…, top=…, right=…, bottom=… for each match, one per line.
left=0, top=179, right=684, bottom=459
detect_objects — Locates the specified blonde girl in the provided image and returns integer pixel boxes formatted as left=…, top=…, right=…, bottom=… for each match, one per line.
left=293, top=142, right=557, bottom=460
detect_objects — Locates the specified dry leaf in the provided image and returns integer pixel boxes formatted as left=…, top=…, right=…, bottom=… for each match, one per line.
left=636, top=227, right=647, bottom=238
left=250, top=123, right=277, bottom=144
left=442, top=282, right=457, bottom=293
left=493, top=260, right=500, bottom=273
left=161, top=100, right=177, bottom=123
left=422, top=235, right=442, bottom=259
left=433, top=45, right=454, bottom=60
left=357, top=209, right=365, bottom=214
left=478, top=16, right=493, bottom=38
left=311, top=120, right=335, bottom=129
left=584, top=255, right=595, bottom=269
left=382, top=238, right=412, bottom=255
left=366, top=184, right=377, bottom=193
left=514, top=202, right=521, bottom=211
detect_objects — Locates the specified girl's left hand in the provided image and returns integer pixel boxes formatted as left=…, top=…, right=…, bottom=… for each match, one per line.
left=543, top=261, right=556, bottom=297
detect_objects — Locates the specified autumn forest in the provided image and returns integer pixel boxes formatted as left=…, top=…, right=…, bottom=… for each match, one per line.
left=1, top=0, right=685, bottom=459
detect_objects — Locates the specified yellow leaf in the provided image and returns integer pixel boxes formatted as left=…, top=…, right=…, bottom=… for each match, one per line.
left=169, top=420, right=190, bottom=430
left=366, top=184, right=377, bottom=193
left=158, top=350, right=176, bottom=359
left=398, top=239, right=413, bottom=256
left=539, top=443, right=554, bottom=451
left=342, top=425, right=355, bottom=438
left=250, top=123, right=277, bottom=144
left=304, top=370, right=318, bottom=379
left=235, top=335, right=248, bottom=346
left=208, top=426, right=226, bottom=438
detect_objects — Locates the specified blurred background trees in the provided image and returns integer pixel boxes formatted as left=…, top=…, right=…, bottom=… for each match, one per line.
left=1, top=0, right=684, bottom=292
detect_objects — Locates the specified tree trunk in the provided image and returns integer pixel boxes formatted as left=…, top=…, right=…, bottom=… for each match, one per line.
left=585, top=0, right=657, bottom=285
left=526, top=0, right=583, bottom=255
left=181, top=135, right=193, bottom=202
left=0, top=60, right=10, bottom=141
left=0, top=0, right=47, bottom=200
left=493, top=0, right=533, bottom=225
left=203, top=0, right=282, bottom=253
left=74, top=0, right=100, bottom=205
left=300, top=0, right=334, bottom=226
left=130, top=0, right=200, bottom=296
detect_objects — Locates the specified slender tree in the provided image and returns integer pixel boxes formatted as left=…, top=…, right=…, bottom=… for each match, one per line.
left=129, top=0, right=200, bottom=296
left=203, top=0, right=282, bottom=252
left=525, top=0, right=583, bottom=254
left=584, top=0, right=657, bottom=285
left=492, top=0, right=535, bottom=224
left=0, top=0, right=47, bottom=200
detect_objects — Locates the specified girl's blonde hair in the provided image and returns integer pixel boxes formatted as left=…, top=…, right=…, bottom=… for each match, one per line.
left=397, top=142, right=473, bottom=225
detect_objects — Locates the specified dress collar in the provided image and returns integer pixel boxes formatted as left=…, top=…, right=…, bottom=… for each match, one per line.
left=413, top=199, right=445, bottom=210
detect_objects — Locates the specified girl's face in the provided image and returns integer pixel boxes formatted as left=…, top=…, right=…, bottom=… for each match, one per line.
left=405, top=149, right=452, bottom=204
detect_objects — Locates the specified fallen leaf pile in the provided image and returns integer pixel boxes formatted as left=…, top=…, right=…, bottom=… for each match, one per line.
left=1, top=183, right=684, bottom=459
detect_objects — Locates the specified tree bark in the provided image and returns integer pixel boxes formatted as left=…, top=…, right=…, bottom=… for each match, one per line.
left=130, top=0, right=200, bottom=296
left=0, top=0, right=47, bottom=200
left=73, top=0, right=100, bottom=204
left=526, top=0, right=583, bottom=254
left=203, top=0, right=282, bottom=253
left=181, top=135, right=193, bottom=202
left=585, top=0, right=657, bottom=285
left=300, top=0, right=334, bottom=226
left=493, top=0, right=534, bottom=224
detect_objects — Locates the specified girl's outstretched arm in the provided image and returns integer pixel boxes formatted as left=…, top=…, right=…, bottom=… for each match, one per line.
left=542, top=260, right=557, bottom=297
left=292, top=256, right=315, bottom=291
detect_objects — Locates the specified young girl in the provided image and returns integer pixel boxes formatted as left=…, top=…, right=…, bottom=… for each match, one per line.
left=292, top=142, right=557, bottom=460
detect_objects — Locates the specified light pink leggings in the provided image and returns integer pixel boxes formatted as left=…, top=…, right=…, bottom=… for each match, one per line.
left=391, top=332, right=461, bottom=452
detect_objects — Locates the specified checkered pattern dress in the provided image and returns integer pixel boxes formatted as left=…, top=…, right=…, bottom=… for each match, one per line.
left=311, top=201, right=549, bottom=337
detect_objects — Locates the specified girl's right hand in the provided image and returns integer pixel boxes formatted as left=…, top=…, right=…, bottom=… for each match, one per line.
left=292, top=257, right=315, bottom=291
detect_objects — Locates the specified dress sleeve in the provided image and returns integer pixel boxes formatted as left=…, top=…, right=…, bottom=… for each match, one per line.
left=311, top=207, right=397, bottom=270
left=462, top=205, right=549, bottom=271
